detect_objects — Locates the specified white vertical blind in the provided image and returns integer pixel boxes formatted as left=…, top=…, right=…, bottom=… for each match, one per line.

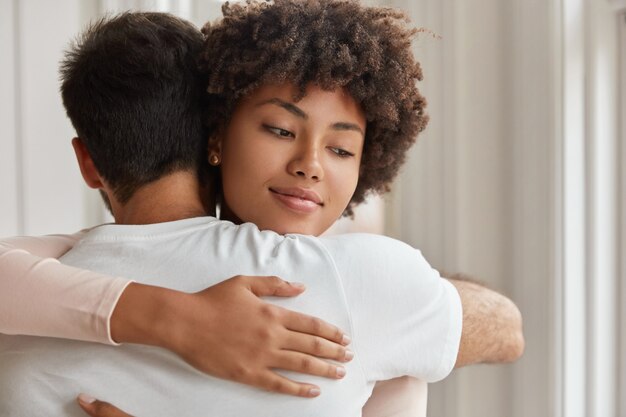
left=385, top=0, right=559, bottom=416
left=385, top=0, right=624, bottom=417
left=0, top=0, right=20, bottom=236
left=586, top=2, right=620, bottom=416
left=17, top=0, right=87, bottom=235
left=0, top=0, right=93, bottom=237
left=561, top=0, right=587, bottom=416
left=558, top=1, right=622, bottom=416
left=617, top=9, right=626, bottom=416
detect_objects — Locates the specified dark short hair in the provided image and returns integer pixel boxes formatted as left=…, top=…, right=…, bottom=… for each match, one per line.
left=200, top=0, right=428, bottom=216
left=60, top=12, right=207, bottom=204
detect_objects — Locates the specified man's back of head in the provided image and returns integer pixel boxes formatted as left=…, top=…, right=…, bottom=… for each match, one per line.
left=60, top=12, right=207, bottom=206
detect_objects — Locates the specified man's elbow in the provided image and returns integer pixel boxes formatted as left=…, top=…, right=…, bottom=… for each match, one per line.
left=499, top=300, right=525, bottom=363
left=451, top=279, right=526, bottom=367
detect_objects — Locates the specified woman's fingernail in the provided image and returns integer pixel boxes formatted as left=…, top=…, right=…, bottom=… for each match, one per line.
left=336, top=366, right=346, bottom=378
left=344, top=350, right=354, bottom=361
left=342, top=334, right=351, bottom=345
left=290, top=282, right=306, bottom=289
left=308, top=387, right=321, bottom=397
left=77, top=393, right=96, bottom=404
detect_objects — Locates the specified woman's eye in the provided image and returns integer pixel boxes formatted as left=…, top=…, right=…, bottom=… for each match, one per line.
left=265, top=125, right=294, bottom=138
left=329, top=147, right=355, bottom=158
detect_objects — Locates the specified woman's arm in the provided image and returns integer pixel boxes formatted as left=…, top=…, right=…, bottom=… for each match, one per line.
left=0, top=232, right=86, bottom=258
left=0, top=234, right=352, bottom=397
left=0, top=233, right=132, bottom=344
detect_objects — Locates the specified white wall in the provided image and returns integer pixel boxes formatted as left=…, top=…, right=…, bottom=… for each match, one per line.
left=0, top=0, right=19, bottom=236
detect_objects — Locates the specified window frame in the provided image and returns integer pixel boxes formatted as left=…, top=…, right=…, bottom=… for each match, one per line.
left=558, top=1, right=623, bottom=416
left=617, top=10, right=626, bottom=415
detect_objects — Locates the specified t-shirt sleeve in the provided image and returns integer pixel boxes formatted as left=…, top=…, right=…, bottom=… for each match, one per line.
left=320, top=234, right=462, bottom=383
left=0, top=233, right=132, bottom=345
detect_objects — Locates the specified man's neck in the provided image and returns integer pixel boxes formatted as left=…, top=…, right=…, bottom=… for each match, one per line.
left=111, top=171, right=208, bottom=225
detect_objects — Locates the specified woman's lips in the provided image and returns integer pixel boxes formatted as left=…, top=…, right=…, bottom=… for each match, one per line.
left=269, top=187, right=322, bottom=213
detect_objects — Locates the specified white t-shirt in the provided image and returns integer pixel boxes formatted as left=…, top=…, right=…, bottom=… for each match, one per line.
left=0, top=217, right=461, bottom=417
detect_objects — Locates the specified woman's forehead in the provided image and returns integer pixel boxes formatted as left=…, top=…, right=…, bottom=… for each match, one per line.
left=238, top=83, right=365, bottom=123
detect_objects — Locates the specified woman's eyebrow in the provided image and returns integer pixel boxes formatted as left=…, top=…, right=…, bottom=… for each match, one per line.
left=332, top=122, right=364, bottom=136
left=256, top=98, right=364, bottom=135
left=256, top=98, right=307, bottom=119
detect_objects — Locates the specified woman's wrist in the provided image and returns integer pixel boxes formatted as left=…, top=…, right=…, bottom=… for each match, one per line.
left=109, top=282, right=185, bottom=349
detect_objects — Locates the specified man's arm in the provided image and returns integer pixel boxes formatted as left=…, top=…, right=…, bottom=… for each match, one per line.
left=446, top=274, right=525, bottom=368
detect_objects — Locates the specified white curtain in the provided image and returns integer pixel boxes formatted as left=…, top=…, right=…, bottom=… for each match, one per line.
left=382, top=1, right=624, bottom=417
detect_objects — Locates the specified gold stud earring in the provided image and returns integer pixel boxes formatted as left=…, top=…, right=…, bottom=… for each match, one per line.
left=209, top=153, right=221, bottom=166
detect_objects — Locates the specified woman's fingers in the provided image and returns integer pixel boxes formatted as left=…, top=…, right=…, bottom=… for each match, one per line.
left=77, top=394, right=133, bottom=417
left=282, top=309, right=350, bottom=347
left=245, top=277, right=351, bottom=350
left=273, top=350, right=347, bottom=380
left=282, top=331, right=354, bottom=363
left=245, top=275, right=306, bottom=297
left=254, top=371, right=322, bottom=398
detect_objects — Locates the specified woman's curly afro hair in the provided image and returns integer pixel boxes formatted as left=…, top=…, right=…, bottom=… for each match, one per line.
left=199, top=0, right=428, bottom=216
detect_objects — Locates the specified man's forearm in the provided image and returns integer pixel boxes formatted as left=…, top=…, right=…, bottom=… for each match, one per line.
left=446, top=274, right=525, bottom=367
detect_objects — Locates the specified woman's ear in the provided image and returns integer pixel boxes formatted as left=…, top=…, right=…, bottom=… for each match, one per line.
left=207, top=134, right=223, bottom=167
left=71, top=138, right=104, bottom=189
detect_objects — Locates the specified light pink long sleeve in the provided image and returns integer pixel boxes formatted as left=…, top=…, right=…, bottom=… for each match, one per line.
left=0, top=232, right=132, bottom=344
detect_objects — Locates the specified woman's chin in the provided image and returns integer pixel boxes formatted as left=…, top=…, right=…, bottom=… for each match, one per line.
left=255, top=220, right=325, bottom=237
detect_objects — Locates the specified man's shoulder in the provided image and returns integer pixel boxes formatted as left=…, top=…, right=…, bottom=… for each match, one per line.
left=71, top=217, right=219, bottom=242
left=315, top=233, right=437, bottom=290
left=318, top=233, right=419, bottom=262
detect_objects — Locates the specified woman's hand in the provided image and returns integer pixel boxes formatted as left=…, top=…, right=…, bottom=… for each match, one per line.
left=77, top=395, right=132, bottom=417
left=109, top=275, right=353, bottom=397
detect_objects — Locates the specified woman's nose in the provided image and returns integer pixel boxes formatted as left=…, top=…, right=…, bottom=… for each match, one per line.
left=287, top=146, right=324, bottom=181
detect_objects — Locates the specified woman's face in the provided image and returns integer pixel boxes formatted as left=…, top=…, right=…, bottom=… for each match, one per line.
left=214, top=83, right=366, bottom=236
